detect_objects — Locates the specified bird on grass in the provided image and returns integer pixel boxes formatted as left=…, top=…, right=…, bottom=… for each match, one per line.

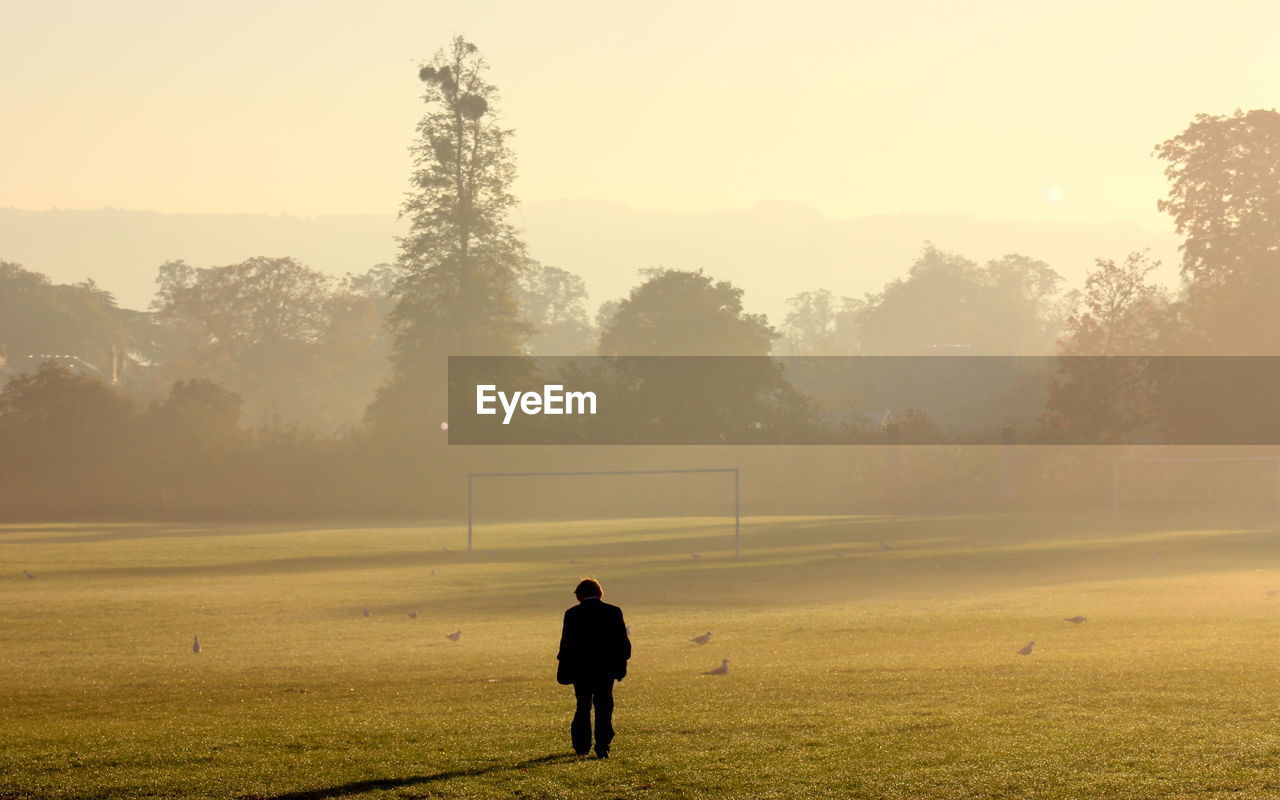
left=445, top=630, right=462, bottom=641
left=704, top=659, right=730, bottom=676
left=1267, top=590, right=1279, bottom=597
left=626, top=625, right=632, bottom=635
left=192, top=636, right=202, bottom=654
left=690, top=632, right=712, bottom=645
left=408, top=610, right=419, bottom=619
left=1065, top=616, right=1087, bottom=624
left=691, top=553, right=701, bottom=559
left=431, top=568, right=437, bottom=576
left=23, top=569, right=34, bottom=580
left=879, top=542, right=893, bottom=551
left=1017, top=640, right=1035, bottom=655
left=362, top=607, right=371, bottom=617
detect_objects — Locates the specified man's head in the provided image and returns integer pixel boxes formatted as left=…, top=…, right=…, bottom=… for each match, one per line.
left=574, top=578, right=603, bottom=601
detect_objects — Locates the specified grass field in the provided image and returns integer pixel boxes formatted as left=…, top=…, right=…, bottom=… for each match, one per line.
left=6, top=511, right=1280, bottom=799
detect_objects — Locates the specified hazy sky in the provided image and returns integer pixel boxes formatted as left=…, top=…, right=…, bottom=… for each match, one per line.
left=4, top=0, right=1277, bottom=228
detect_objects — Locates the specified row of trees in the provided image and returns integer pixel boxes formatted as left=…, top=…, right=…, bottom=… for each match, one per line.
left=782, top=110, right=1280, bottom=366
left=2, top=239, right=1076, bottom=442
left=9, top=36, right=1081, bottom=440
left=0, top=255, right=596, bottom=432
left=3, top=34, right=1279, bottom=518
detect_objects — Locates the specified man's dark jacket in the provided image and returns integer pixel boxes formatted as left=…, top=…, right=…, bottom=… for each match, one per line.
left=557, top=598, right=631, bottom=685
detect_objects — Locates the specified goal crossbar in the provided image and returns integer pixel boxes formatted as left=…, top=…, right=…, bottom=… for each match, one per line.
left=1112, top=456, right=1280, bottom=512
left=466, top=468, right=741, bottom=557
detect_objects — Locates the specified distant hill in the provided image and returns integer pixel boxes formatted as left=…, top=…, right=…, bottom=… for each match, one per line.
left=0, top=202, right=1182, bottom=320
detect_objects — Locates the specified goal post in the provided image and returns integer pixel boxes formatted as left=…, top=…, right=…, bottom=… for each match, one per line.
left=1112, top=456, right=1280, bottom=512
left=466, top=468, right=741, bottom=557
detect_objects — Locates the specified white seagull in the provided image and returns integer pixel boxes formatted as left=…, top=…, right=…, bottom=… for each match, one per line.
left=1064, top=616, right=1087, bottom=624
left=23, top=569, right=34, bottom=580
left=408, top=610, right=419, bottom=619
left=1017, top=640, right=1035, bottom=655
left=192, top=636, right=202, bottom=654
left=445, top=630, right=462, bottom=641
left=363, top=607, right=371, bottom=617
left=704, top=659, right=729, bottom=676
left=690, top=632, right=712, bottom=645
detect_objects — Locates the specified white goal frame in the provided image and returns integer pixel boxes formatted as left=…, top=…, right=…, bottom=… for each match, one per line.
left=1112, top=456, right=1280, bottom=512
left=467, top=468, right=741, bottom=557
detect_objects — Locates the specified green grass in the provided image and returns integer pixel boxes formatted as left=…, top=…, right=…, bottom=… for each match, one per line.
left=6, top=511, right=1280, bottom=799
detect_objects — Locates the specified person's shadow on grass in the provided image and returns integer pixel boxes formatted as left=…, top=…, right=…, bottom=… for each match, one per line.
left=247, top=753, right=580, bottom=800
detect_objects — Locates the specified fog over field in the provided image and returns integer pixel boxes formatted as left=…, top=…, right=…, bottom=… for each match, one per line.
left=5, top=3, right=1280, bottom=797
left=8, top=514, right=1280, bottom=799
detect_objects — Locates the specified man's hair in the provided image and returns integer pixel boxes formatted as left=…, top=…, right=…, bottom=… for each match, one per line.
left=574, top=578, right=603, bottom=599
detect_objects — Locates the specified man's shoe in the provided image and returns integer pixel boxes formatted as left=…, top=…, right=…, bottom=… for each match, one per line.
left=594, top=750, right=609, bottom=759
left=574, top=750, right=590, bottom=757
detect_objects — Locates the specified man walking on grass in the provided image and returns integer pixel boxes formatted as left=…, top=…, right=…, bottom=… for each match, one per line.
left=557, top=578, right=631, bottom=758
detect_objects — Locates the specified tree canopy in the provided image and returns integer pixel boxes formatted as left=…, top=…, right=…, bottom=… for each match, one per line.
left=856, top=246, right=1062, bottom=355
left=599, top=268, right=775, bottom=356
left=1156, top=108, right=1280, bottom=352
left=369, top=36, right=530, bottom=435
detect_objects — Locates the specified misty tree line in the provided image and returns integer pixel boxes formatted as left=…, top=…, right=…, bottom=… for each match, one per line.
left=2, top=36, right=1279, bottom=518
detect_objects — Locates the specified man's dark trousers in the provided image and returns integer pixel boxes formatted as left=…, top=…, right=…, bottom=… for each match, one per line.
left=571, top=678, right=614, bottom=756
